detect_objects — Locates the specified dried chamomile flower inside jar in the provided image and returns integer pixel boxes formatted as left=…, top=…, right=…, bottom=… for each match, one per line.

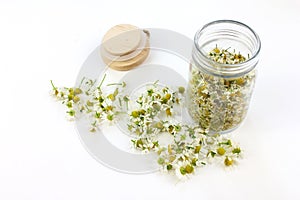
left=187, top=20, right=261, bottom=133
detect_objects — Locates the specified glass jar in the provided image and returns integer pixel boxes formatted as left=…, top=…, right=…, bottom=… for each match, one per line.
left=187, top=20, right=261, bottom=133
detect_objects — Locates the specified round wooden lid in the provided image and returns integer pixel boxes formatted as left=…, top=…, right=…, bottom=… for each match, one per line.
left=101, top=24, right=150, bottom=71
left=102, top=24, right=142, bottom=56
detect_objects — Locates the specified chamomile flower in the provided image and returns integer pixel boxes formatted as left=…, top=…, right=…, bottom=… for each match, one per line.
left=51, top=77, right=243, bottom=180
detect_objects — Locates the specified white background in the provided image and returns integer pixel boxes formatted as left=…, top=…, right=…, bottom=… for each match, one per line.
left=1, top=0, right=300, bottom=199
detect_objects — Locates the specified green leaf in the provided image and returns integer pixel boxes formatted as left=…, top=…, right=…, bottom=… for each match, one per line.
left=207, top=151, right=216, bottom=158
left=232, top=147, right=241, bottom=154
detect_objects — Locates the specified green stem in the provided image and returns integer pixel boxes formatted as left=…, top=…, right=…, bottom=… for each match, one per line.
left=98, top=74, right=106, bottom=88
left=107, top=83, right=122, bottom=86
left=79, top=77, right=86, bottom=88
left=50, top=80, right=57, bottom=90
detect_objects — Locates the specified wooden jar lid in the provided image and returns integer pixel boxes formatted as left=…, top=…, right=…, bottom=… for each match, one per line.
left=101, top=24, right=150, bottom=71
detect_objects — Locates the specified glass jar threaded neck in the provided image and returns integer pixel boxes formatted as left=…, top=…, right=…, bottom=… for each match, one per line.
left=192, top=20, right=261, bottom=78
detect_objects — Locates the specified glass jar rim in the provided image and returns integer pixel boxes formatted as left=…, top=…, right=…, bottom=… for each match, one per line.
left=194, top=20, right=261, bottom=68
